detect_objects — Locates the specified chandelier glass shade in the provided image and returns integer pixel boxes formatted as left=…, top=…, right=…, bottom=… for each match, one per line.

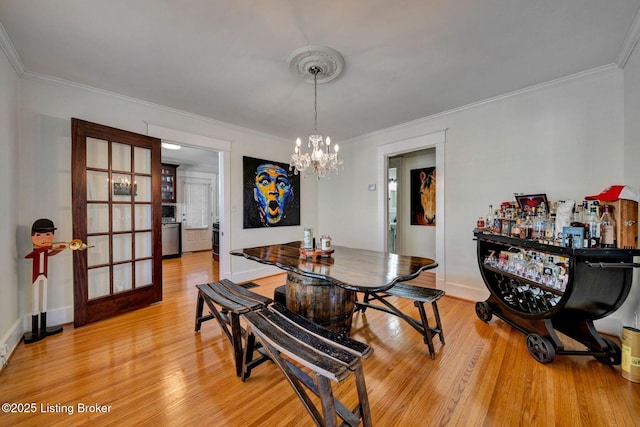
left=290, top=65, right=343, bottom=179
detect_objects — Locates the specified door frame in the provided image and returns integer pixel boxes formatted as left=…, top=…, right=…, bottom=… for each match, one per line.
left=147, top=124, right=232, bottom=278
left=377, top=130, right=446, bottom=289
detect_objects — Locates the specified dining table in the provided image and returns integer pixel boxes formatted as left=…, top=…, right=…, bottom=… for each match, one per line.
left=230, top=241, right=438, bottom=334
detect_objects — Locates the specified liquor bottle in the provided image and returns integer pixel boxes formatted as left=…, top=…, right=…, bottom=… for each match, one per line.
left=486, top=205, right=494, bottom=233
left=585, top=206, right=601, bottom=248
left=511, top=215, right=521, bottom=238
left=600, top=205, right=616, bottom=248
left=493, top=208, right=502, bottom=234
left=522, top=214, right=533, bottom=240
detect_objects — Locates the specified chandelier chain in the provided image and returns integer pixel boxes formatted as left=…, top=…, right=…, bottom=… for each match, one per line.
left=289, top=62, right=343, bottom=179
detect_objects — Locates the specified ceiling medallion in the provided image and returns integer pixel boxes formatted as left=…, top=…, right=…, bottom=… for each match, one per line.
left=287, top=45, right=344, bottom=84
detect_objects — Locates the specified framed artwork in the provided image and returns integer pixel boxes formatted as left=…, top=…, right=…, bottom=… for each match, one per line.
left=243, top=156, right=300, bottom=228
left=410, top=167, right=436, bottom=226
left=113, top=182, right=137, bottom=196
left=515, top=193, right=548, bottom=210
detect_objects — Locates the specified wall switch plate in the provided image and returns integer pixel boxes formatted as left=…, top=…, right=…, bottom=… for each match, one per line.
left=368, top=184, right=376, bottom=191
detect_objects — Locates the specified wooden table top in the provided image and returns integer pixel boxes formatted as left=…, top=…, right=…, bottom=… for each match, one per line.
left=230, top=241, right=438, bottom=292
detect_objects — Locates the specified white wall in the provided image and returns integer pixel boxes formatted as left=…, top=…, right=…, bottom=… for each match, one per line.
left=623, top=41, right=640, bottom=328
left=319, top=66, right=630, bottom=333
left=14, top=74, right=318, bottom=333
left=0, top=42, right=20, bottom=354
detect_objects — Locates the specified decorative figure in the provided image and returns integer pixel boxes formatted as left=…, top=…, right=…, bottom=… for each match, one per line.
left=24, top=219, right=66, bottom=343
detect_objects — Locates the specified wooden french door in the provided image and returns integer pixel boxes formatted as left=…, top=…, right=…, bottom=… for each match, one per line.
left=71, top=119, right=162, bottom=327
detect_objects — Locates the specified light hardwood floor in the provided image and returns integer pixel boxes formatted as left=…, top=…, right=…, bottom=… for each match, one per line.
left=1, top=251, right=639, bottom=426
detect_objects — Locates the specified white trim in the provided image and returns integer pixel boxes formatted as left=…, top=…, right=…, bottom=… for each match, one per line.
left=1, top=318, right=23, bottom=370
left=21, top=71, right=292, bottom=144
left=0, top=20, right=25, bottom=76
left=231, top=265, right=282, bottom=284
left=377, top=130, right=446, bottom=289
left=147, top=124, right=231, bottom=152
left=617, top=6, right=640, bottom=69
left=146, top=124, right=233, bottom=279
left=345, top=64, right=618, bottom=146
left=445, top=282, right=489, bottom=304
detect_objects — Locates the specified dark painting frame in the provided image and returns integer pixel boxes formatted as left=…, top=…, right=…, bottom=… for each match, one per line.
left=515, top=193, right=548, bottom=210
left=410, top=167, right=436, bottom=226
left=243, top=156, right=300, bottom=228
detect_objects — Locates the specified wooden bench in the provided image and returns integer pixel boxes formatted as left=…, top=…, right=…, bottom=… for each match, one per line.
left=242, top=302, right=373, bottom=427
left=355, top=282, right=445, bottom=359
left=194, top=279, right=273, bottom=377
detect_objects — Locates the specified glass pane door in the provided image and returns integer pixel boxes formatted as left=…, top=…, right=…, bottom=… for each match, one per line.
left=72, top=119, right=162, bottom=327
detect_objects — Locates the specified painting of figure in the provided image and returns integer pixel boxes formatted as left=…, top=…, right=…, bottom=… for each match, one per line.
left=410, top=167, right=436, bottom=226
left=243, top=156, right=300, bottom=228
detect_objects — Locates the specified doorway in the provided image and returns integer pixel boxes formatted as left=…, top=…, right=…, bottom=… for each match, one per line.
left=388, top=149, right=436, bottom=257
left=387, top=161, right=399, bottom=253
left=149, top=124, right=231, bottom=280
left=377, top=130, right=446, bottom=289
left=179, top=175, right=216, bottom=253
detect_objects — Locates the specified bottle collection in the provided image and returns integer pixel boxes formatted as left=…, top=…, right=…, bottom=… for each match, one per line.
left=483, top=248, right=569, bottom=292
left=475, top=199, right=616, bottom=249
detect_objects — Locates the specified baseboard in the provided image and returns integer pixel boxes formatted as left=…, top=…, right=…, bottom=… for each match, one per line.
left=0, top=318, right=22, bottom=371
left=20, top=305, right=73, bottom=332
left=0, top=305, right=74, bottom=371
left=229, top=265, right=283, bottom=284
left=594, top=316, right=623, bottom=339
left=444, top=280, right=490, bottom=303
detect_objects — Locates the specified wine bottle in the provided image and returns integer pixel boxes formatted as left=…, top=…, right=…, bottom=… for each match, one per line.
left=600, top=205, right=616, bottom=248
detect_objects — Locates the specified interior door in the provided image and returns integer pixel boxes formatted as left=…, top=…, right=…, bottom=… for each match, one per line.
left=180, top=176, right=213, bottom=252
left=71, top=119, right=162, bottom=327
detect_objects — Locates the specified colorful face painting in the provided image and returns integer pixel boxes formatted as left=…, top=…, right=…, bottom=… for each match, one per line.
left=254, top=163, right=293, bottom=225
left=243, top=156, right=300, bottom=228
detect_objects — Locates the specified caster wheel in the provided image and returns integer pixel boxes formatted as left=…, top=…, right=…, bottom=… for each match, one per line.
left=594, top=337, right=621, bottom=365
left=475, top=301, right=493, bottom=322
left=526, top=333, right=556, bottom=364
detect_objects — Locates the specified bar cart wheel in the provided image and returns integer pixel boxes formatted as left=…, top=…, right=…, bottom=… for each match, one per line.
left=594, top=337, right=621, bottom=366
left=526, top=334, right=556, bottom=364
left=475, top=301, right=493, bottom=322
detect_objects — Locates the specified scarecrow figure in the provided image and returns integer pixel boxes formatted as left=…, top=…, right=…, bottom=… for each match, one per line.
left=24, top=218, right=66, bottom=343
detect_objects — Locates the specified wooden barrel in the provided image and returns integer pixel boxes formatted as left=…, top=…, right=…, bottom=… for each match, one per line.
left=285, top=271, right=355, bottom=335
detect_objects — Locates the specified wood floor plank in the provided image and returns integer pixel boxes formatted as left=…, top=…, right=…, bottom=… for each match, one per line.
left=1, top=250, right=639, bottom=426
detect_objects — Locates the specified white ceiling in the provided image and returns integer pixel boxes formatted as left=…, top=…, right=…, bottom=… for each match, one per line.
left=1, top=0, right=639, bottom=144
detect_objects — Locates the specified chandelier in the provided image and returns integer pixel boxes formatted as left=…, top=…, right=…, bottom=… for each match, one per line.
left=288, top=46, right=344, bottom=179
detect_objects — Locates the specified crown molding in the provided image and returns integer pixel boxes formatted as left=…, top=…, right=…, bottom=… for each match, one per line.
left=616, top=6, right=640, bottom=69
left=21, top=71, right=292, bottom=145
left=0, top=20, right=25, bottom=76
left=344, top=64, right=619, bottom=146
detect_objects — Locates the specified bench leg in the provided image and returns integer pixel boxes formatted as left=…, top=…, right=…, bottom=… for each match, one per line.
left=194, top=292, right=214, bottom=332
left=415, top=300, right=445, bottom=359
left=415, top=301, right=437, bottom=359
left=353, top=364, right=373, bottom=427
left=318, top=376, right=338, bottom=427
left=431, top=300, right=445, bottom=345
left=229, top=312, right=244, bottom=377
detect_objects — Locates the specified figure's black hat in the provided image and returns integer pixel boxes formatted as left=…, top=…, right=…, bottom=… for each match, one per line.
left=31, top=218, right=56, bottom=233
